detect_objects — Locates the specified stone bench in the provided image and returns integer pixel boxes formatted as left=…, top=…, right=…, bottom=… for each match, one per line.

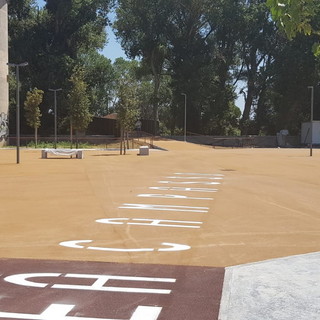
left=138, top=146, right=149, bottom=156
left=41, top=148, right=84, bottom=159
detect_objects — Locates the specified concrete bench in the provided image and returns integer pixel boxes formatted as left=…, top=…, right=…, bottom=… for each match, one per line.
left=138, top=146, right=149, bottom=156
left=41, top=148, right=84, bottom=159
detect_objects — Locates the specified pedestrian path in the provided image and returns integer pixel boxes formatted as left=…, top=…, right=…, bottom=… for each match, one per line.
left=219, top=251, right=320, bottom=320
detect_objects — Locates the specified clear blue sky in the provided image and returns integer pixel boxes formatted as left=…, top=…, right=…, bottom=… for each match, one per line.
left=101, top=12, right=127, bottom=62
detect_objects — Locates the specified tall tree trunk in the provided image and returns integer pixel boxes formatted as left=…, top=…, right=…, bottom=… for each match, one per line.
left=152, top=74, right=161, bottom=136
left=120, top=136, right=122, bottom=155
left=255, top=82, right=267, bottom=134
left=241, top=77, right=255, bottom=133
left=123, top=129, right=126, bottom=155
left=76, top=130, right=79, bottom=149
left=241, top=51, right=258, bottom=135
left=35, top=127, right=38, bottom=148
left=126, top=131, right=129, bottom=150
left=70, top=118, right=73, bottom=148
left=150, top=47, right=163, bottom=136
left=120, top=126, right=123, bottom=155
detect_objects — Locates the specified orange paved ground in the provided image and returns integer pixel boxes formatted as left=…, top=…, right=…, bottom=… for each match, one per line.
left=0, top=141, right=319, bottom=267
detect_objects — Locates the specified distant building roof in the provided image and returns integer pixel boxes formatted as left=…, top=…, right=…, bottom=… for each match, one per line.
left=104, top=113, right=118, bottom=120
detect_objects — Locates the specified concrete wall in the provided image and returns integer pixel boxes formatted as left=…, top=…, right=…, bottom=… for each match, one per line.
left=301, top=121, right=320, bottom=144
left=0, top=0, right=8, bottom=146
left=167, top=135, right=301, bottom=148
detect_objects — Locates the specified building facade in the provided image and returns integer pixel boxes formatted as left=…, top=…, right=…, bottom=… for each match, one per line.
left=0, top=0, right=8, bottom=146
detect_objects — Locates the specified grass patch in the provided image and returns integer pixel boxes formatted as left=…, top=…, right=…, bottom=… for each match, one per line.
left=4, top=140, right=145, bottom=149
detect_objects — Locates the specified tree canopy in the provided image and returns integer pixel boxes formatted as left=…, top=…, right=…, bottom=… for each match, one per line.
left=24, top=87, right=44, bottom=146
left=67, top=67, right=93, bottom=133
left=7, top=0, right=320, bottom=138
left=267, top=0, right=320, bottom=56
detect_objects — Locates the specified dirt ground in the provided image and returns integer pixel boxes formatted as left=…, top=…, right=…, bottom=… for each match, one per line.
left=0, top=141, right=319, bottom=267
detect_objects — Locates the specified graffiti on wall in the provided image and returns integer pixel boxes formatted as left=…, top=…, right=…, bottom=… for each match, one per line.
left=0, top=112, right=8, bottom=142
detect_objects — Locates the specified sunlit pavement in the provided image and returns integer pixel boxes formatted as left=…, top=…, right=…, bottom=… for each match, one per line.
left=0, top=142, right=319, bottom=319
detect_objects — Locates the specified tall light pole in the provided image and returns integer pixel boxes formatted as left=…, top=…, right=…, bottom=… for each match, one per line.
left=181, top=93, right=187, bottom=142
left=308, top=86, right=314, bottom=157
left=49, top=88, right=62, bottom=148
left=7, top=62, right=28, bottom=164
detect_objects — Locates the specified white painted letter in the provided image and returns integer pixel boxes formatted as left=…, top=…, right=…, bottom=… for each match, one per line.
left=5, top=273, right=175, bottom=295
left=158, top=181, right=220, bottom=185
left=137, top=194, right=213, bottom=200
left=119, top=203, right=208, bottom=212
left=149, top=186, right=218, bottom=193
left=97, top=218, right=202, bottom=229
left=5, top=273, right=61, bottom=288
left=0, top=304, right=162, bottom=320
left=95, top=218, right=129, bottom=225
left=166, top=176, right=223, bottom=180
left=60, top=240, right=191, bottom=252
left=174, top=172, right=224, bottom=176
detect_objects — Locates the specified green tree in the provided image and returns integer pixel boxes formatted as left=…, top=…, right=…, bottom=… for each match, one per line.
left=115, top=75, right=140, bottom=155
left=24, top=87, right=44, bottom=147
left=45, top=0, right=112, bottom=57
left=267, top=0, right=320, bottom=55
left=236, top=0, right=277, bottom=134
left=67, top=68, right=92, bottom=147
left=8, top=0, right=114, bottom=134
left=167, top=0, right=214, bottom=134
left=115, top=0, right=171, bottom=135
left=112, top=58, right=172, bottom=134
left=111, top=58, right=140, bottom=112
left=166, top=0, right=240, bottom=135
left=80, top=50, right=115, bottom=116
left=267, top=35, right=318, bottom=134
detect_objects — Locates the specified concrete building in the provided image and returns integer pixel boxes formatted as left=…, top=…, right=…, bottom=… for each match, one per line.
left=301, top=121, right=320, bottom=145
left=0, top=0, right=8, bottom=146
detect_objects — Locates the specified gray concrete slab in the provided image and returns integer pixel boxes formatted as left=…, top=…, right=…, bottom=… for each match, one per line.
left=219, top=252, right=320, bottom=320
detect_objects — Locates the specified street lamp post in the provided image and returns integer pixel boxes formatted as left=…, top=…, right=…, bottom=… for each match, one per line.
left=49, top=88, right=62, bottom=148
left=7, top=62, right=28, bottom=164
left=181, top=93, right=187, bottom=142
left=308, top=86, right=314, bottom=157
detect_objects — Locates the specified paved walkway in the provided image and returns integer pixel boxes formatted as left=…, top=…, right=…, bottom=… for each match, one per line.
left=219, top=252, right=320, bottom=320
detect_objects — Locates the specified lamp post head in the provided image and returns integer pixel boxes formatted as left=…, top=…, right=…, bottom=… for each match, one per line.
left=49, top=88, right=62, bottom=92
left=7, top=62, right=28, bottom=67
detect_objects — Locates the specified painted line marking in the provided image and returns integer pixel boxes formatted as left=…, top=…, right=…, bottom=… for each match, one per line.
left=166, top=176, right=223, bottom=180
left=158, top=181, right=221, bottom=185
left=174, top=173, right=224, bottom=176
left=96, top=218, right=203, bottom=229
left=60, top=240, right=191, bottom=252
left=137, top=193, right=213, bottom=200
left=149, top=186, right=218, bottom=193
left=119, top=203, right=209, bottom=213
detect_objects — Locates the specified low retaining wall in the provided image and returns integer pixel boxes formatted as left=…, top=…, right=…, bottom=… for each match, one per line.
left=167, top=135, right=301, bottom=148
left=7, top=134, right=302, bottom=148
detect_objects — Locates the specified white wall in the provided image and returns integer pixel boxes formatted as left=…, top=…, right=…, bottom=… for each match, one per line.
left=301, top=121, right=320, bottom=144
left=0, top=0, right=9, bottom=146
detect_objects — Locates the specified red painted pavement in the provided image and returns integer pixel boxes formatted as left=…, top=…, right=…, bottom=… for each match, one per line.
left=0, top=258, right=224, bottom=320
